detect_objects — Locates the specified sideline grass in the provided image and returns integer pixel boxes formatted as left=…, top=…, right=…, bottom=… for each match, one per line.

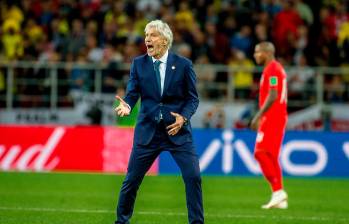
left=0, top=172, right=348, bottom=224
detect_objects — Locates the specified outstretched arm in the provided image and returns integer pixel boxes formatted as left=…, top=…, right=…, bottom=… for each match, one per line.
left=114, top=60, right=139, bottom=117
left=124, top=60, right=140, bottom=109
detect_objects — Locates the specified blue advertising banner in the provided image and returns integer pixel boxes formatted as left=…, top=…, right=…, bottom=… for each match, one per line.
left=159, top=129, right=349, bottom=177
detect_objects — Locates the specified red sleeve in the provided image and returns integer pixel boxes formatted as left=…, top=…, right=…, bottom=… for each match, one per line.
left=265, top=63, right=280, bottom=90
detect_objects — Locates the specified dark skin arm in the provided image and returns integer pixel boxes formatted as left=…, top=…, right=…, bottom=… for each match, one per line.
left=250, top=89, right=278, bottom=130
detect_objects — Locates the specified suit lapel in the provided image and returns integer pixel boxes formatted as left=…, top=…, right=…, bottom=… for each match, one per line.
left=163, top=53, right=176, bottom=96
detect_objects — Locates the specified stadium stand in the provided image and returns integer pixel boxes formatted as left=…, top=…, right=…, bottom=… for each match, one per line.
left=0, top=0, right=349, bottom=130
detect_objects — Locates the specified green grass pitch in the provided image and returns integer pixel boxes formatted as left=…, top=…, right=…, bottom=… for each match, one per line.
left=0, top=172, right=348, bottom=224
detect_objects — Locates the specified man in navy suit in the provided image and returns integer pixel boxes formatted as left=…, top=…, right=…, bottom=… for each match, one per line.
left=114, top=20, right=204, bottom=224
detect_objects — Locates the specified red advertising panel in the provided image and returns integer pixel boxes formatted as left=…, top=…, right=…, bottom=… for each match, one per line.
left=331, top=119, right=349, bottom=132
left=0, top=126, right=158, bottom=174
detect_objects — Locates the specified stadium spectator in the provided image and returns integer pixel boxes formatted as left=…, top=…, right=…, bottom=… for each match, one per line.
left=205, top=2, right=219, bottom=25
left=99, top=20, right=118, bottom=48
left=293, top=25, right=309, bottom=64
left=334, top=1, right=349, bottom=36
left=38, top=0, right=54, bottom=28
left=85, top=20, right=98, bottom=37
left=0, top=0, right=348, bottom=107
left=294, top=0, right=314, bottom=25
left=228, top=50, right=254, bottom=100
left=136, top=0, right=161, bottom=19
left=320, top=5, right=338, bottom=42
left=338, top=21, right=349, bottom=63
left=288, top=54, right=315, bottom=101
left=313, top=26, right=333, bottom=66
left=250, top=42, right=288, bottom=209
left=174, top=42, right=192, bottom=59
left=86, top=34, right=103, bottom=63
left=230, top=25, right=254, bottom=57
left=204, top=20, right=230, bottom=63
left=326, top=74, right=346, bottom=102
left=175, top=2, right=195, bottom=31
left=0, top=0, right=346, bottom=68
left=23, top=19, right=47, bottom=60
left=185, top=22, right=208, bottom=61
left=48, top=18, right=69, bottom=57
left=195, top=54, right=217, bottom=98
left=256, top=10, right=271, bottom=30
left=122, top=41, right=141, bottom=63
left=69, top=50, right=91, bottom=93
left=261, top=0, right=282, bottom=18
left=272, top=0, right=303, bottom=60
left=133, top=11, right=148, bottom=38
left=67, top=19, right=86, bottom=58
left=2, top=2, right=24, bottom=24
left=101, top=44, right=123, bottom=93
left=253, top=23, right=269, bottom=44
left=1, top=19, right=24, bottom=60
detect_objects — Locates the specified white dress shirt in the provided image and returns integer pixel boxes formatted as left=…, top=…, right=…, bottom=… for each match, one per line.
left=124, top=50, right=169, bottom=112
left=152, top=50, right=168, bottom=95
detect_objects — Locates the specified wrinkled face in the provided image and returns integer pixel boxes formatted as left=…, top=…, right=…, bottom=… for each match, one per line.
left=253, top=45, right=266, bottom=65
left=145, top=27, right=168, bottom=59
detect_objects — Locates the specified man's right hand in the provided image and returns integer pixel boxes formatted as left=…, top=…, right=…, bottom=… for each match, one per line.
left=114, top=95, right=130, bottom=117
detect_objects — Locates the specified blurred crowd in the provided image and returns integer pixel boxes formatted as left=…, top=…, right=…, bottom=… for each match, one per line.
left=0, top=0, right=349, bottom=107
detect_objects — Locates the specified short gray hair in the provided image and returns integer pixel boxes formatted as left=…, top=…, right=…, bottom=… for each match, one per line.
left=145, top=20, right=173, bottom=49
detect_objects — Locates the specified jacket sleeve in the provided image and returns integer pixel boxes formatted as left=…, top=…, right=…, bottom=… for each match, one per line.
left=180, top=60, right=199, bottom=120
left=124, top=60, right=140, bottom=110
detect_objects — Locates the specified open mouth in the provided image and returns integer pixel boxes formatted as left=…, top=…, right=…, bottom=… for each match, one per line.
left=147, top=44, right=154, bottom=51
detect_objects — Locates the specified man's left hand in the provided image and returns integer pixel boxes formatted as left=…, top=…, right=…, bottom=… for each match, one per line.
left=167, top=112, right=185, bottom=136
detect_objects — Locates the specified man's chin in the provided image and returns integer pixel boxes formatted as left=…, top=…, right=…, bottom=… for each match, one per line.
left=147, top=50, right=155, bottom=57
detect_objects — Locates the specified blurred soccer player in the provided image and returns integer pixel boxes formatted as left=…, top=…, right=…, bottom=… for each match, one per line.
left=251, top=42, right=288, bottom=209
left=114, top=20, right=204, bottom=223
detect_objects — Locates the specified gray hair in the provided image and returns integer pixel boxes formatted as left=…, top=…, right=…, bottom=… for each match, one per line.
left=145, top=20, right=173, bottom=49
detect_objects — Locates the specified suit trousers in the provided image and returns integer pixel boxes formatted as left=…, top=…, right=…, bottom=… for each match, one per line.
left=115, top=121, right=204, bottom=224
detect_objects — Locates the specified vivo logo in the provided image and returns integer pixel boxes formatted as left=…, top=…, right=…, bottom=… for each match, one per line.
left=0, top=127, right=65, bottom=171
left=199, top=130, right=330, bottom=176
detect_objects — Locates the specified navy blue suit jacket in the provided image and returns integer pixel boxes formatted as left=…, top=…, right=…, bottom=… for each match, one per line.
left=124, top=52, right=199, bottom=146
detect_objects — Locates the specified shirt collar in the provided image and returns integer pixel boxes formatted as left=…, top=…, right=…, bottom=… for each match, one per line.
left=152, top=50, right=168, bottom=64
